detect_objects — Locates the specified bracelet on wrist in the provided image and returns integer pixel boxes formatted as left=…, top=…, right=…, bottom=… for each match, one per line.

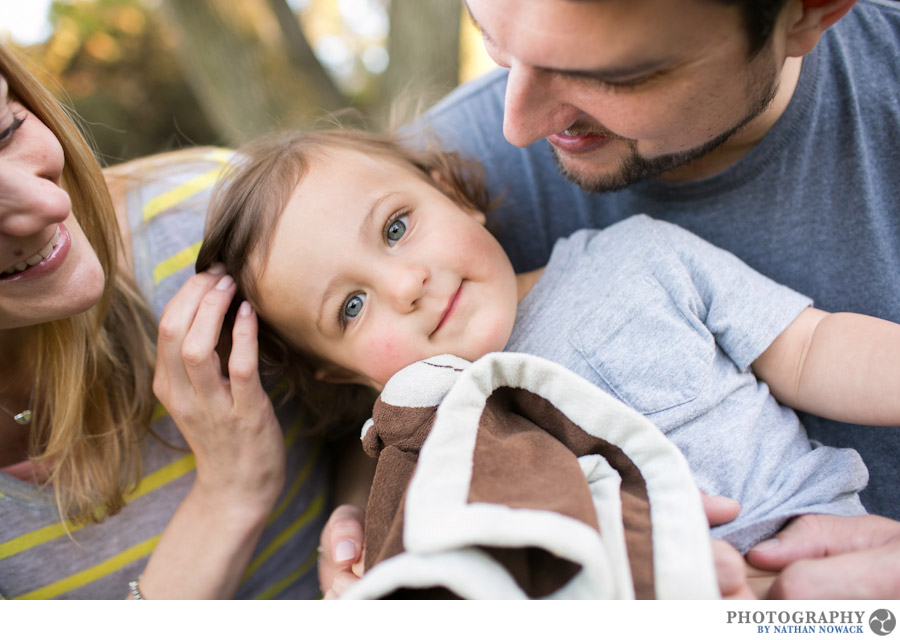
left=128, top=575, right=145, bottom=600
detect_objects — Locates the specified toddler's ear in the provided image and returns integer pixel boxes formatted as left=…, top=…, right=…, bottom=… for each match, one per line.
left=315, top=364, right=382, bottom=391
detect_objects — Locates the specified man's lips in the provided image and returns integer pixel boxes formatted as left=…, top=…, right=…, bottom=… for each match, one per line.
left=546, top=131, right=614, bottom=155
left=432, top=283, right=463, bottom=336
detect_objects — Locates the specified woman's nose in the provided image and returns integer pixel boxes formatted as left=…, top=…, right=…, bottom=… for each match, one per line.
left=0, top=162, right=72, bottom=236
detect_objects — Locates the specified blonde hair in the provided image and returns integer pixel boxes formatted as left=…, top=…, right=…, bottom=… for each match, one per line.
left=198, top=128, right=492, bottom=433
left=1, top=44, right=157, bottom=522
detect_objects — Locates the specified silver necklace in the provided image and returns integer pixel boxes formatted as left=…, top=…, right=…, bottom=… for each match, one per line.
left=0, top=385, right=34, bottom=425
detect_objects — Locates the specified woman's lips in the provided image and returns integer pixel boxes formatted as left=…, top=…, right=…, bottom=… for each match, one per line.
left=0, top=224, right=70, bottom=283
left=433, top=283, right=463, bottom=336
left=546, top=131, right=613, bottom=155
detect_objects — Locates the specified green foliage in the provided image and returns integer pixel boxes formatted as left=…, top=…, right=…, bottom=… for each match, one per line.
left=36, top=0, right=219, bottom=162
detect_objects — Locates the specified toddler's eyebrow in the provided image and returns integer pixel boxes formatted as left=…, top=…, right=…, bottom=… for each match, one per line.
left=359, top=192, right=397, bottom=241
left=314, top=191, right=400, bottom=331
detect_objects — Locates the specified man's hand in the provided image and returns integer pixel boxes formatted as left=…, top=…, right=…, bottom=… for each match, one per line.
left=746, top=513, right=900, bottom=598
left=318, top=504, right=365, bottom=599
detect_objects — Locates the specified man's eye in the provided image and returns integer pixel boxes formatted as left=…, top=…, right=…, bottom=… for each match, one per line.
left=385, top=212, right=409, bottom=246
left=343, top=293, right=366, bottom=321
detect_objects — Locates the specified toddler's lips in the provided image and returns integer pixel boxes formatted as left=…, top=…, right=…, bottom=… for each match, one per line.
left=432, top=283, right=463, bottom=336
left=547, top=131, right=613, bottom=155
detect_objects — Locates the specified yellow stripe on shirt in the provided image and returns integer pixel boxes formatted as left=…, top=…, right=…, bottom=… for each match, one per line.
left=142, top=166, right=227, bottom=222
left=152, top=241, right=202, bottom=284
left=14, top=535, right=161, bottom=599
left=0, top=455, right=196, bottom=562
left=254, top=545, right=319, bottom=600
left=243, top=489, right=326, bottom=582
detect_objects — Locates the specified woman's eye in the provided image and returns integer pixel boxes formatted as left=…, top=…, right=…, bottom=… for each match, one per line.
left=0, top=115, right=24, bottom=149
left=385, top=212, right=409, bottom=246
left=343, top=293, right=366, bottom=321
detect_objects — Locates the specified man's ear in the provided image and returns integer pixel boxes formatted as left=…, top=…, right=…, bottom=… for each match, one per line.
left=784, top=0, right=858, bottom=57
left=314, top=364, right=382, bottom=390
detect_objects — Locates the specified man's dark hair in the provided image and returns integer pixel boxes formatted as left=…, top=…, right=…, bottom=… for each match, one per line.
left=715, top=0, right=792, bottom=56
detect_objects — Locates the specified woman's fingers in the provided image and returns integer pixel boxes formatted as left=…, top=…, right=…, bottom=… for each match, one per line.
left=228, top=301, right=265, bottom=409
left=180, top=274, right=238, bottom=402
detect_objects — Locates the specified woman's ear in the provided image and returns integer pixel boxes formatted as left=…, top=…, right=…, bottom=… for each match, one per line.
left=783, top=0, right=858, bottom=57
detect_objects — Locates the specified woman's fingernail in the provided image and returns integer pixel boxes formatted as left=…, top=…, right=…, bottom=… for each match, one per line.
left=750, top=538, right=780, bottom=552
left=208, top=262, right=226, bottom=275
left=238, top=300, right=253, bottom=317
left=215, top=275, right=234, bottom=290
left=334, top=540, right=358, bottom=563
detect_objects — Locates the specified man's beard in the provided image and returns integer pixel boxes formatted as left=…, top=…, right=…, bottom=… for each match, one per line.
left=552, top=53, right=780, bottom=193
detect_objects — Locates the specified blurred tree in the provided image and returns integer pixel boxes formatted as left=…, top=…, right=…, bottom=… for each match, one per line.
left=160, top=0, right=349, bottom=145
left=380, top=0, right=461, bottom=123
left=33, top=0, right=220, bottom=162
left=16, top=0, right=470, bottom=159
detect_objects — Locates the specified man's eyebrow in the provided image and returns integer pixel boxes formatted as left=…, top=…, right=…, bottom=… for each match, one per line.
left=314, top=192, right=397, bottom=331
left=463, top=0, right=669, bottom=83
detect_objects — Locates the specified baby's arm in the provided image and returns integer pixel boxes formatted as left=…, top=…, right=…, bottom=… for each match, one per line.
left=752, top=308, right=900, bottom=424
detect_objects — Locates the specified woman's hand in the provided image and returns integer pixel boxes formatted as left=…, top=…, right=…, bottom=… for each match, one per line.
left=153, top=264, right=285, bottom=508
left=138, top=266, right=286, bottom=598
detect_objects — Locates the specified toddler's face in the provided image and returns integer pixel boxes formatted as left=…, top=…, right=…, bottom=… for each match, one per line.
left=255, top=147, right=520, bottom=389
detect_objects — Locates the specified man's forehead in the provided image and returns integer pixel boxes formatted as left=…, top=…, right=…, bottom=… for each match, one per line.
left=466, top=0, right=745, bottom=67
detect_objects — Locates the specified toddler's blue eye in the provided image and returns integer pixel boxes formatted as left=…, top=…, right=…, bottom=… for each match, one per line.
left=344, top=293, right=366, bottom=320
left=385, top=214, right=408, bottom=246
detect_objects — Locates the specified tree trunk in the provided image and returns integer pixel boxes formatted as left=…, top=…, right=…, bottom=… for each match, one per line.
left=380, top=0, right=461, bottom=125
left=160, top=0, right=347, bottom=145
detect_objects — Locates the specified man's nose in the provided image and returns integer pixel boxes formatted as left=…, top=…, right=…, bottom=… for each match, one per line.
left=502, top=63, right=581, bottom=148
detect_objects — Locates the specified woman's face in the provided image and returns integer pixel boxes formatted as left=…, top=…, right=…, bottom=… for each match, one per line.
left=0, top=72, right=105, bottom=330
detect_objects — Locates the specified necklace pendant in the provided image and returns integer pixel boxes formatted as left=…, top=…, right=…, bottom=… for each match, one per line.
left=13, top=409, right=32, bottom=425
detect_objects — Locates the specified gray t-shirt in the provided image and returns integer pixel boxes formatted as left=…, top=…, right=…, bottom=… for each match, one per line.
left=422, top=0, right=900, bottom=520
left=506, top=216, right=867, bottom=552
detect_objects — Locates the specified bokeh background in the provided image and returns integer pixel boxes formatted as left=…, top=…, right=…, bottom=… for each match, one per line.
left=1, top=0, right=496, bottom=163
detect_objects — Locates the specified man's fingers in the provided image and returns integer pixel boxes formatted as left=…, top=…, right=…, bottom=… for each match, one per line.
left=747, top=514, right=900, bottom=572
left=767, top=544, right=900, bottom=599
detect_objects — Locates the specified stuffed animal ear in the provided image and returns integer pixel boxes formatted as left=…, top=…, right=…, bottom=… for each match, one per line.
left=361, top=418, right=385, bottom=458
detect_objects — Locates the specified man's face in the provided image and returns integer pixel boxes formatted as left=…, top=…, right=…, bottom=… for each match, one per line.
left=465, top=0, right=785, bottom=190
